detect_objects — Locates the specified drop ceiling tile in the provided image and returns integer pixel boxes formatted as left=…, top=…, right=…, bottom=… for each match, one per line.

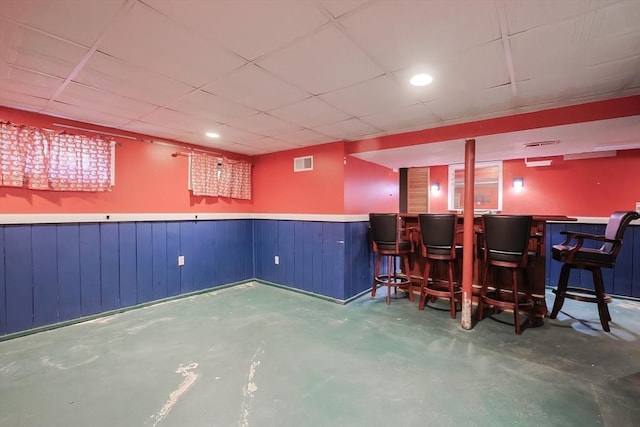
left=165, top=90, right=258, bottom=124
left=212, top=125, right=263, bottom=145
left=145, top=0, right=329, bottom=61
left=0, top=0, right=126, bottom=46
left=257, top=25, right=384, bottom=95
left=312, top=117, right=381, bottom=140
left=319, top=75, right=420, bottom=117
left=120, top=121, right=188, bottom=141
left=227, top=113, right=302, bottom=138
left=516, top=76, right=572, bottom=106
left=577, top=56, right=640, bottom=87
left=42, top=101, right=132, bottom=128
left=270, top=97, right=351, bottom=128
left=509, top=19, right=581, bottom=81
left=0, top=91, right=48, bottom=111
left=340, top=0, right=500, bottom=72
left=56, top=82, right=159, bottom=119
left=203, top=64, right=310, bottom=111
left=275, top=128, right=333, bottom=146
left=74, top=52, right=195, bottom=106
left=360, top=103, right=439, bottom=132
left=592, top=1, right=640, bottom=39
left=320, top=0, right=369, bottom=18
left=0, top=21, right=89, bottom=79
left=504, top=0, right=588, bottom=35
left=0, top=62, right=63, bottom=99
left=238, top=136, right=299, bottom=151
left=98, top=2, right=246, bottom=87
left=584, top=32, right=640, bottom=67
left=141, top=107, right=224, bottom=135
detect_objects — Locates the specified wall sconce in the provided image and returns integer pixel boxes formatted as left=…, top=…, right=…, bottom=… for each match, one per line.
left=430, top=182, right=440, bottom=193
left=513, top=177, right=524, bottom=191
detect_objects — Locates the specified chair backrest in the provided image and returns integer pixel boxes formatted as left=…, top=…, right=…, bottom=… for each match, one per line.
left=418, top=214, right=457, bottom=257
left=602, top=211, right=640, bottom=254
left=482, top=215, right=533, bottom=267
left=369, top=213, right=399, bottom=244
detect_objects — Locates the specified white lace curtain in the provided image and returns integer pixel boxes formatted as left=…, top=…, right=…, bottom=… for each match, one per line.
left=189, top=153, right=251, bottom=200
left=0, top=121, right=112, bottom=191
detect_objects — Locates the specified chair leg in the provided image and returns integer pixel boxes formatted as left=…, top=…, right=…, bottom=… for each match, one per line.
left=550, top=264, right=571, bottom=319
left=418, top=261, right=431, bottom=310
left=592, top=268, right=611, bottom=332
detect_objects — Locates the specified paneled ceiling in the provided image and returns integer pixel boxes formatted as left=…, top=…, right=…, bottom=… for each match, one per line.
left=1, top=0, right=639, bottom=167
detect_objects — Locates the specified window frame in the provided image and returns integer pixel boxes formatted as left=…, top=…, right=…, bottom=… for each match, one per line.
left=447, top=160, right=503, bottom=213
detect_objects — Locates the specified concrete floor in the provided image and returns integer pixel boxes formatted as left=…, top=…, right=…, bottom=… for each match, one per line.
left=1, top=282, right=639, bottom=427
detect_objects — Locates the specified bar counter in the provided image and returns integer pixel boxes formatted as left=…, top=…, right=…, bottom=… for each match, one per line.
left=400, top=213, right=577, bottom=317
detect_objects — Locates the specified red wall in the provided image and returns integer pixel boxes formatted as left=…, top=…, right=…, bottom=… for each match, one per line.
left=344, top=155, right=399, bottom=214
left=251, top=142, right=345, bottom=214
left=428, top=150, right=640, bottom=216
left=0, top=107, right=252, bottom=214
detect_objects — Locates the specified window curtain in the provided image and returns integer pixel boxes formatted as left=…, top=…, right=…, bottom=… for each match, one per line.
left=0, top=121, right=112, bottom=191
left=189, top=153, right=251, bottom=200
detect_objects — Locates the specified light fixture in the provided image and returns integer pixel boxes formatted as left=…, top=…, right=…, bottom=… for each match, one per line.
left=205, top=132, right=220, bottom=138
left=513, top=177, right=524, bottom=191
left=430, top=182, right=440, bottom=192
left=410, top=73, right=433, bottom=87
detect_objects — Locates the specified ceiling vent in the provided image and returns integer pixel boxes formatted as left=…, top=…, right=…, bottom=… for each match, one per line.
left=294, top=155, right=313, bottom=172
left=523, top=140, right=560, bottom=148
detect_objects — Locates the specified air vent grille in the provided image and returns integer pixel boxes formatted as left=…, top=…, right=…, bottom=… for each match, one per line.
left=294, top=156, right=313, bottom=172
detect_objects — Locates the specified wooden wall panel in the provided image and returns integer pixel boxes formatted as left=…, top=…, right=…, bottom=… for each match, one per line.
left=135, top=223, right=154, bottom=304
left=0, top=227, right=5, bottom=335
left=151, top=222, right=168, bottom=300
left=118, top=223, right=138, bottom=308
left=407, top=167, right=428, bottom=213
left=57, top=225, right=81, bottom=322
left=166, top=222, right=182, bottom=297
left=32, top=225, right=58, bottom=328
left=179, top=221, right=194, bottom=293
left=100, top=223, right=121, bottom=311
left=79, top=224, right=102, bottom=316
left=5, top=226, right=33, bottom=332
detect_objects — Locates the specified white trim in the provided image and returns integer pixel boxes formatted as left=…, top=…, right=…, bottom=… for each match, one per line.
left=3, top=213, right=635, bottom=226
left=0, top=213, right=370, bottom=224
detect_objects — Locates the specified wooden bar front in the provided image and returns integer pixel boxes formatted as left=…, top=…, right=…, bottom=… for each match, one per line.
left=400, top=214, right=576, bottom=317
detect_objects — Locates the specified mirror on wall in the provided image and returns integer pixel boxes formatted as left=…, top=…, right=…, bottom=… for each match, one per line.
left=448, top=161, right=503, bottom=212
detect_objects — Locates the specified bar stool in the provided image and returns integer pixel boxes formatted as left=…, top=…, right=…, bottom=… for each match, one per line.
left=417, top=214, right=462, bottom=318
left=369, top=213, right=414, bottom=305
left=476, top=215, right=534, bottom=335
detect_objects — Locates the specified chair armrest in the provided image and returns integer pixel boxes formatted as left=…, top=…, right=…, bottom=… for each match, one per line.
left=557, top=231, right=619, bottom=260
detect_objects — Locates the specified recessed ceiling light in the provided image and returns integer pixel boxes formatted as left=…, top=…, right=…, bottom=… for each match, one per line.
left=410, top=73, right=433, bottom=87
left=205, top=132, right=220, bottom=138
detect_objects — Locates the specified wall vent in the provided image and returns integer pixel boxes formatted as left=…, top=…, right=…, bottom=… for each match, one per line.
left=294, top=155, right=313, bottom=172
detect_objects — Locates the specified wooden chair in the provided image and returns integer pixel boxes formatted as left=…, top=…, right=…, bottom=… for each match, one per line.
left=476, top=215, right=534, bottom=335
left=369, top=213, right=414, bottom=305
left=549, top=211, right=640, bottom=332
left=417, top=214, right=462, bottom=318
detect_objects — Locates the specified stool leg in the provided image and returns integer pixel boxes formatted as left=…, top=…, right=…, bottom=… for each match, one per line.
left=403, top=254, right=413, bottom=302
left=477, top=264, right=490, bottom=321
left=418, top=260, right=431, bottom=310
left=550, top=264, right=571, bottom=319
left=447, top=261, right=456, bottom=319
left=372, top=254, right=382, bottom=298
left=386, top=256, right=392, bottom=305
left=592, top=268, right=610, bottom=332
left=512, top=269, right=521, bottom=335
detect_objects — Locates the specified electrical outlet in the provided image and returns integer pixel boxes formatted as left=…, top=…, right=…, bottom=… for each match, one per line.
left=178, top=255, right=185, bottom=266
left=274, top=255, right=279, bottom=265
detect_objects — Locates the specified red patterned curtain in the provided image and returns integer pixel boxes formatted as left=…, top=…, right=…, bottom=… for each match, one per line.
left=189, top=153, right=251, bottom=200
left=0, top=121, right=112, bottom=191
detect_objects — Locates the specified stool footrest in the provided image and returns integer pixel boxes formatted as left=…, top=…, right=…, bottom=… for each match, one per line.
left=552, top=286, right=612, bottom=304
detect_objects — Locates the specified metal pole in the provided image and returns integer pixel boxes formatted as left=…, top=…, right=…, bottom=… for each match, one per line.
left=461, top=139, right=476, bottom=330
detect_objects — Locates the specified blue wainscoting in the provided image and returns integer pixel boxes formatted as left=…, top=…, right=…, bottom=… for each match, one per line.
left=0, top=219, right=254, bottom=336
left=253, top=220, right=373, bottom=301
left=546, top=223, right=640, bottom=298
left=2, top=216, right=636, bottom=337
